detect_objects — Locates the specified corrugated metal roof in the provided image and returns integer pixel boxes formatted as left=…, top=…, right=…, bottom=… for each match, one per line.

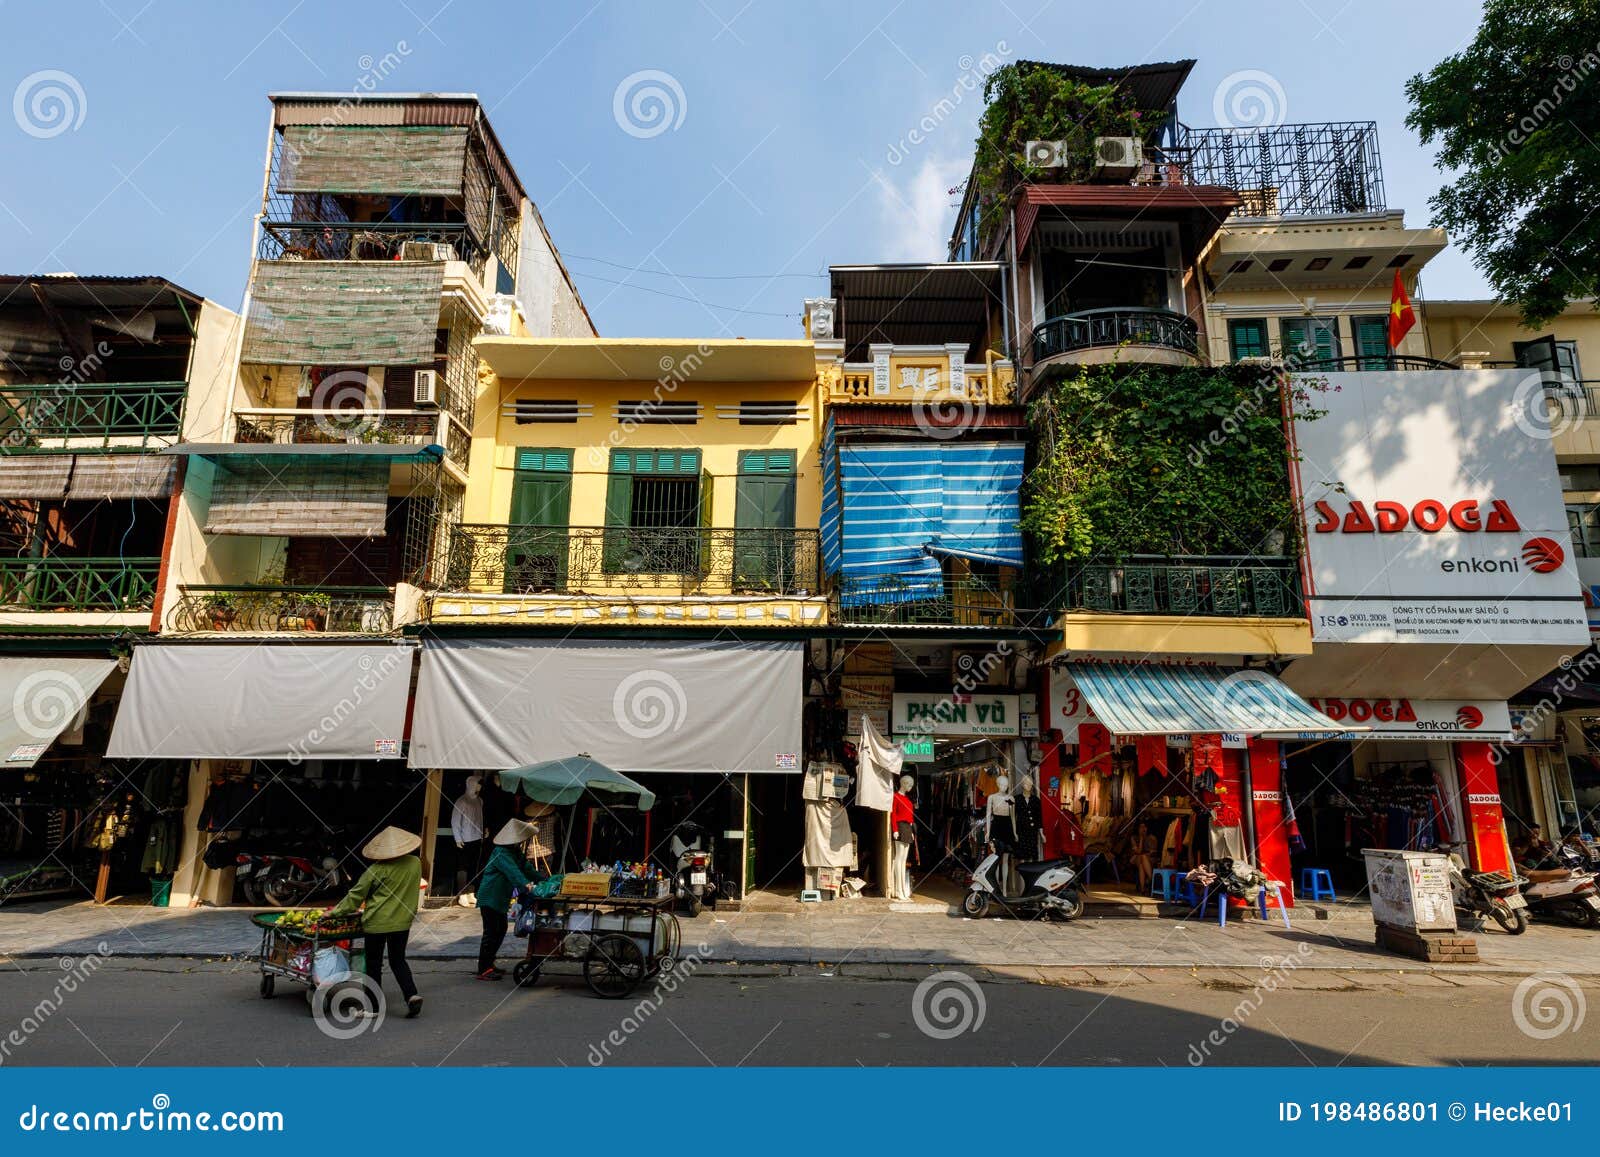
left=0, top=274, right=205, bottom=311
left=828, top=263, right=1005, bottom=362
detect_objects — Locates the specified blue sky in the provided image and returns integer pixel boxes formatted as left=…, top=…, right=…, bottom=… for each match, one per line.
left=0, top=0, right=1490, bottom=337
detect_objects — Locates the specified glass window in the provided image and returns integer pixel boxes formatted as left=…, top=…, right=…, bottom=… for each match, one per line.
left=1515, top=336, right=1582, bottom=384
left=1280, top=317, right=1342, bottom=365
left=1567, top=504, right=1600, bottom=556
left=1228, top=319, right=1269, bottom=360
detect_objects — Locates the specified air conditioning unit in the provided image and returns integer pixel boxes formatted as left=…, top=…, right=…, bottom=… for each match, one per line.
left=1093, top=136, right=1144, bottom=178
left=1024, top=139, right=1069, bottom=168
left=400, top=241, right=454, bottom=261
left=413, top=369, right=439, bottom=406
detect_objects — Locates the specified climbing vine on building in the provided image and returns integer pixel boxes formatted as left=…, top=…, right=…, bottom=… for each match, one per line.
left=1022, top=362, right=1327, bottom=565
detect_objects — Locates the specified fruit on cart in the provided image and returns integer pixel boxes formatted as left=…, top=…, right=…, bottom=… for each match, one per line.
left=274, top=908, right=362, bottom=936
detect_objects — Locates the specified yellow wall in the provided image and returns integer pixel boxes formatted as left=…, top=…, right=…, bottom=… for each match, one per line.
left=1425, top=307, right=1600, bottom=371
left=469, top=374, right=823, bottom=530
left=1203, top=285, right=1433, bottom=364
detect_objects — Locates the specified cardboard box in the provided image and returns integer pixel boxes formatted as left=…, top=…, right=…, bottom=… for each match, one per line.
left=558, top=873, right=613, bottom=898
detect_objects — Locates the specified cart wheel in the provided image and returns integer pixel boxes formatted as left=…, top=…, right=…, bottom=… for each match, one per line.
left=512, top=960, right=541, bottom=988
left=259, top=974, right=275, bottom=999
left=657, top=911, right=682, bottom=963
left=584, top=933, right=646, bottom=999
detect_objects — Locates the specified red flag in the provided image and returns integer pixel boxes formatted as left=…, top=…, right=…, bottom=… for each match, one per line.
left=1388, top=269, right=1415, bottom=350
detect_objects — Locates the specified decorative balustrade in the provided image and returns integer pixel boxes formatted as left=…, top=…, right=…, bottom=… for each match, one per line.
left=829, top=364, right=1016, bottom=405
left=0, top=382, right=186, bottom=452
left=0, top=557, right=160, bottom=611
left=1064, top=557, right=1302, bottom=618
left=168, top=585, right=394, bottom=633
left=446, top=525, right=821, bottom=596
left=1031, top=308, right=1200, bottom=364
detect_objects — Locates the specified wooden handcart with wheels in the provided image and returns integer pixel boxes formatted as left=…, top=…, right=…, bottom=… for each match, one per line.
left=251, top=911, right=366, bottom=1013
left=511, top=893, right=681, bottom=999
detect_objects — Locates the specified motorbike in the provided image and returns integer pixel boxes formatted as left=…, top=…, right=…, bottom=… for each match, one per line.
left=669, top=820, right=718, bottom=916
left=962, top=852, right=1083, bottom=922
left=1443, top=852, right=1528, bottom=934
left=236, top=849, right=349, bottom=908
left=1518, top=843, right=1600, bottom=928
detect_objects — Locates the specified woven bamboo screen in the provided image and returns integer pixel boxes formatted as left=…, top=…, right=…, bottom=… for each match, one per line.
left=0, top=455, right=72, bottom=498
left=241, top=261, right=445, bottom=366
left=277, top=126, right=469, bottom=196
left=204, top=456, right=390, bottom=538
left=66, top=456, right=177, bottom=499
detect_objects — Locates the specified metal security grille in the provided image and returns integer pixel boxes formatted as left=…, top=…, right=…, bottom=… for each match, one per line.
left=631, top=477, right=698, bottom=528
left=241, top=261, right=446, bottom=366
left=278, top=126, right=470, bottom=196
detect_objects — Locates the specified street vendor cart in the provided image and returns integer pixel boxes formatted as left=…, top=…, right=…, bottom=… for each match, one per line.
left=512, top=890, right=681, bottom=998
left=251, top=910, right=366, bottom=1012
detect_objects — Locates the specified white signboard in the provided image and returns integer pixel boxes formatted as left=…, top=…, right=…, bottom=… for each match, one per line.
left=841, top=675, right=894, bottom=738
left=1301, top=697, right=1514, bottom=741
left=892, top=692, right=1019, bottom=737
left=1291, top=369, right=1587, bottom=645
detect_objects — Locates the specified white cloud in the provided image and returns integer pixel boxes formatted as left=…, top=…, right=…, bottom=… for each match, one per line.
left=870, top=154, right=969, bottom=263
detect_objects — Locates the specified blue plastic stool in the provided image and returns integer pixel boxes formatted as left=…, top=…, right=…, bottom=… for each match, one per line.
left=1257, top=883, right=1292, bottom=929
left=1299, top=868, right=1336, bottom=901
left=1175, top=876, right=1205, bottom=906
left=1150, top=869, right=1182, bottom=902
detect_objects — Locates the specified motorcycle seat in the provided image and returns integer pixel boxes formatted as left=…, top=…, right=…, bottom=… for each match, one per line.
left=1016, top=858, right=1074, bottom=882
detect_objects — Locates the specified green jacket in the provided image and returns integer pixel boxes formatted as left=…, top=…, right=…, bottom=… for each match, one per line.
left=329, top=855, right=420, bottom=934
left=476, top=845, right=535, bottom=914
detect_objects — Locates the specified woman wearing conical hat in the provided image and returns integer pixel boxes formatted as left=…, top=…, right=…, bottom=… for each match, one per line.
left=473, top=818, right=544, bottom=981
left=327, top=826, right=424, bottom=1018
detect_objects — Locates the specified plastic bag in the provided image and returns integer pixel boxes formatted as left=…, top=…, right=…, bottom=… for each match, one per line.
left=311, top=946, right=352, bottom=985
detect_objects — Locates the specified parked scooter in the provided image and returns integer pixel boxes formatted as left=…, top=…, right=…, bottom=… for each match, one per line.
left=669, top=821, right=718, bottom=916
left=1443, top=852, right=1528, bottom=934
left=236, top=850, right=349, bottom=908
left=963, top=853, right=1083, bottom=921
left=1518, top=843, right=1600, bottom=928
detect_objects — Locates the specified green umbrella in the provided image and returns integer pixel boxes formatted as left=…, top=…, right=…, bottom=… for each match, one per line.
left=496, top=754, right=656, bottom=811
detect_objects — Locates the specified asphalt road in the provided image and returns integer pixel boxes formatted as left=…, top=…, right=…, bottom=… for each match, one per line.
left=1, top=961, right=1597, bottom=1067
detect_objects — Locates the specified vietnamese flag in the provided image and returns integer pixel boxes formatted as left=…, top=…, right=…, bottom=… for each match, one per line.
left=1388, top=269, right=1416, bottom=350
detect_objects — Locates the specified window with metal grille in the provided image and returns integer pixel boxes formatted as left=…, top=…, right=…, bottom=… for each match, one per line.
left=1568, top=505, right=1600, bottom=557
left=604, top=449, right=706, bottom=572
left=718, top=400, right=804, bottom=425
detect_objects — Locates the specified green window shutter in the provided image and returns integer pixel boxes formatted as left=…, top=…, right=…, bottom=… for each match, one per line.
left=1353, top=317, right=1390, bottom=369
left=1228, top=319, right=1268, bottom=361
left=612, top=448, right=700, bottom=476
left=515, top=448, right=573, bottom=473
left=1282, top=318, right=1340, bottom=364
left=604, top=471, right=632, bottom=527
left=739, top=449, right=796, bottom=476
left=698, top=468, right=715, bottom=528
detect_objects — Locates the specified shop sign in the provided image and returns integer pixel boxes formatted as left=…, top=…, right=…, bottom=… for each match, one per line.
left=1466, top=792, right=1503, bottom=805
left=899, top=737, right=935, bottom=762
left=1252, top=790, right=1283, bottom=802
left=892, top=692, right=1019, bottom=737
left=1301, top=697, right=1513, bottom=740
left=842, top=674, right=894, bottom=737
left=373, top=738, right=399, bottom=757
left=1291, top=369, right=1588, bottom=646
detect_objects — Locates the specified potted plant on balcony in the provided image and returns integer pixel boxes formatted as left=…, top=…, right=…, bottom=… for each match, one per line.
left=295, top=592, right=331, bottom=631
left=205, top=594, right=237, bottom=631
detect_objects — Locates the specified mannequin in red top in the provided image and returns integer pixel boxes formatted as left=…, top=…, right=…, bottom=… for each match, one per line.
left=889, top=775, right=915, bottom=900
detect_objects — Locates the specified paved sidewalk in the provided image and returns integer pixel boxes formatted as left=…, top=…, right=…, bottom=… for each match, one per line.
left=3, top=896, right=1597, bottom=975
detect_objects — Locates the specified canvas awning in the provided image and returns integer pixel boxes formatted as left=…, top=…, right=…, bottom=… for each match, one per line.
left=1065, top=662, right=1351, bottom=737
left=106, top=643, right=415, bottom=760
left=409, top=637, right=803, bottom=773
left=0, top=658, right=116, bottom=767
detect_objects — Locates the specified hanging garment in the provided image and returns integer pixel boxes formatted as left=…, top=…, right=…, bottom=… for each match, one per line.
left=1208, top=823, right=1247, bottom=861
left=802, top=799, right=855, bottom=868
left=450, top=787, right=485, bottom=844
left=1161, top=816, right=1186, bottom=865
left=856, top=714, right=900, bottom=811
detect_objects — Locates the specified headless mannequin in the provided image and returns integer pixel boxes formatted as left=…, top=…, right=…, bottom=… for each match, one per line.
left=890, top=774, right=915, bottom=901
left=1013, top=777, right=1042, bottom=862
left=451, top=774, right=487, bottom=894
left=985, top=773, right=1016, bottom=895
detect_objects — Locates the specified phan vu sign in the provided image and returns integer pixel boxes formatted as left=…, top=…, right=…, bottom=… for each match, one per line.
left=1291, top=369, right=1588, bottom=646
left=893, top=692, right=1019, bottom=737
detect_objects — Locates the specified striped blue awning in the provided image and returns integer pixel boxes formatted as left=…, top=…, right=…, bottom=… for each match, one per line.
left=1065, top=663, right=1353, bottom=737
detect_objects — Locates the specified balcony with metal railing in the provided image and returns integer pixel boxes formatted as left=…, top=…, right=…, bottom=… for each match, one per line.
left=829, top=572, right=1043, bottom=630
left=0, top=382, right=186, bottom=453
left=1062, top=556, right=1303, bottom=618
left=166, top=585, right=394, bottom=634
left=1030, top=308, right=1202, bottom=375
left=445, top=525, right=822, bottom=598
left=0, top=556, right=160, bottom=612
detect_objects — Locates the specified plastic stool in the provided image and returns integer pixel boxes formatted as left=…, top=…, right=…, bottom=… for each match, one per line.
left=1175, top=876, right=1204, bottom=906
left=1149, top=868, right=1182, bottom=902
left=1258, top=883, right=1292, bottom=929
left=1299, top=868, right=1336, bottom=901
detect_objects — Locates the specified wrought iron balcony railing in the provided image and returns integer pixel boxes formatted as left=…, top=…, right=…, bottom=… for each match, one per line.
left=1032, top=308, right=1200, bottom=363
left=1063, top=557, right=1302, bottom=618
left=1296, top=355, right=1459, bottom=372
left=0, top=556, right=160, bottom=611
left=257, top=221, right=484, bottom=272
left=446, top=525, right=821, bottom=597
left=167, top=585, right=394, bottom=633
left=234, top=409, right=444, bottom=447
left=0, top=382, right=186, bottom=453
left=831, top=574, right=1041, bottom=629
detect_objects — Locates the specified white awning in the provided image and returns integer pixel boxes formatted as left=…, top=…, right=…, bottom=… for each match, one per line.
left=107, top=643, right=415, bottom=761
left=0, top=658, right=116, bottom=767
left=409, top=637, right=803, bottom=773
